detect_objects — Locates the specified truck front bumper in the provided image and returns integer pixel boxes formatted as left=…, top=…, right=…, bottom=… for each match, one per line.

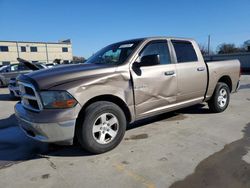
left=15, top=102, right=80, bottom=145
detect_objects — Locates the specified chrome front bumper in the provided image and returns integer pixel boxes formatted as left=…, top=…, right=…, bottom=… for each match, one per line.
left=15, top=102, right=78, bottom=144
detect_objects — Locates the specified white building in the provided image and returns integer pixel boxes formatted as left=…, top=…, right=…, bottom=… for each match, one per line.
left=0, top=40, right=73, bottom=66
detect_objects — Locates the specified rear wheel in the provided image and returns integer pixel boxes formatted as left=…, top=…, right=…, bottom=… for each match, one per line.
left=208, top=82, right=230, bottom=113
left=76, top=101, right=127, bottom=154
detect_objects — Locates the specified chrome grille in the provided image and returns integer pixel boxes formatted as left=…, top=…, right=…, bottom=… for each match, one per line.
left=19, top=82, right=43, bottom=112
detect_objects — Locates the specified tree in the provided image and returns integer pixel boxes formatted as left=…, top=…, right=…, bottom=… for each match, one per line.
left=199, top=44, right=215, bottom=56
left=73, top=56, right=86, bottom=63
left=199, top=44, right=209, bottom=55
left=217, top=43, right=245, bottom=54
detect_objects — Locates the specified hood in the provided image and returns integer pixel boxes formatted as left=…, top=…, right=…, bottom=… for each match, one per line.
left=23, top=63, right=117, bottom=89
left=17, top=58, right=41, bottom=70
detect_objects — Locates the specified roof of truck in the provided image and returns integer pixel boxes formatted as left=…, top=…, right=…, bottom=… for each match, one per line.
left=115, top=36, right=195, bottom=44
left=144, top=36, right=194, bottom=40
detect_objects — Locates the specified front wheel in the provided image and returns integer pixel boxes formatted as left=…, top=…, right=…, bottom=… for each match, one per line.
left=208, top=82, right=230, bottom=113
left=76, top=101, right=127, bottom=154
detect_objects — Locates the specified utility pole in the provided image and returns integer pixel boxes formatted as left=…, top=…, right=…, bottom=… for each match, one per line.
left=45, top=43, right=49, bottom=64
left=207, top=35, right=211, bottom=55
left=16, top=41, right=20, bottom=59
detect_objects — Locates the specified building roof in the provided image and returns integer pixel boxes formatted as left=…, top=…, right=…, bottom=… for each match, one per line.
left=0, top=39, right=71, bottom=44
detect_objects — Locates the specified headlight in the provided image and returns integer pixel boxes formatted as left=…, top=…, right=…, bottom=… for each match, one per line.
left=40, top=91, right=77, bottom=109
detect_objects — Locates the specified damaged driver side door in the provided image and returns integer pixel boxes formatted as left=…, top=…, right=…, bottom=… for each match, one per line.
left=131, top=40, right=177, bottom=119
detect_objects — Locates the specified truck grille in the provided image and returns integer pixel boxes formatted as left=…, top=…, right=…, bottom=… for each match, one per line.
left=19, top=82, right=43, bottom=112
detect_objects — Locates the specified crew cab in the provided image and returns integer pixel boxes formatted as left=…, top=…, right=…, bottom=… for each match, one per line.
left=15, top=37, right=240, bottom=154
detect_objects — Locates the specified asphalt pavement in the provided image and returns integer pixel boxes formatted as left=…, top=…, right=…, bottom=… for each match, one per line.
left=0, top=75, right=249, bottom=188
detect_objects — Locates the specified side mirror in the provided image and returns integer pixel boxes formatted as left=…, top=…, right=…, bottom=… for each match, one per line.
left=140, top=54, right=160, bottom=67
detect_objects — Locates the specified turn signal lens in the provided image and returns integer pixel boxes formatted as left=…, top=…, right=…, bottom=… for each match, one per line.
left=52, top=99, right=77, bottom=108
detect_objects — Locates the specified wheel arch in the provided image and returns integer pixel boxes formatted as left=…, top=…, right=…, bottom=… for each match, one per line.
left=218, top=75, right=232, bottom=92
left=75, top=94, right=132, bottom=131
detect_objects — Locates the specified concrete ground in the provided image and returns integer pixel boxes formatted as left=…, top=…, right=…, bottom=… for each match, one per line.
left=0, top=75, right=249, bottom=188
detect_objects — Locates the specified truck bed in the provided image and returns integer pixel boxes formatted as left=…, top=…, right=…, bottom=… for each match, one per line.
left=205, top=59, right=240, bottom=100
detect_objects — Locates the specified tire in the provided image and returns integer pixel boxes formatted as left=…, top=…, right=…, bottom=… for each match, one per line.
left=76, top=101, right=127, bottom=154
left=208, top=82, right=230, bottom=113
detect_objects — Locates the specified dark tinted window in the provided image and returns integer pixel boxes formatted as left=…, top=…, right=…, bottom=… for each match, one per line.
left=172, top=40, right=198, bottom=63
left=21, top=46, right=26, bottom=52
left=18, top=64, right=30, bottom=71
left=0, top=46, right=9, bottom=52
left=63, top=60, right=70, bottom=64
left=140, top=41, right=171, bottom=65
left=2, top=61, right=10, bottom=65
left=62, top=47, right=68, bottom=52
left=30, top=46, right=37, bottom=52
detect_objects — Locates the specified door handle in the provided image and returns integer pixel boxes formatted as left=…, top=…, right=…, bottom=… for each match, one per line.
left=164, top=71, right=175, bottom=76
left=197, top=67, right=205, bottom=71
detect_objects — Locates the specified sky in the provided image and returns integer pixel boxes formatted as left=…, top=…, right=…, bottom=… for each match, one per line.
left=0, top=0, right=250, bottom=58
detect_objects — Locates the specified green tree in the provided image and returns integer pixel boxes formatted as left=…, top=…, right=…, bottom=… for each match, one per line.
left=217, top=43, right=245, bottom=54
left=73, top=56, right=86, bottom=63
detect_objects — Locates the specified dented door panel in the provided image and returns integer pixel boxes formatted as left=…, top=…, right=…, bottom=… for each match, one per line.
left=131, top=64, right=177, bottom=117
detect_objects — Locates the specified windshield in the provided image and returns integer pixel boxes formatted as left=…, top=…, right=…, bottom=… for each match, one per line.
left=0, top=66, right=7, bottom=72
left=86, top=40, right=142, bottom=65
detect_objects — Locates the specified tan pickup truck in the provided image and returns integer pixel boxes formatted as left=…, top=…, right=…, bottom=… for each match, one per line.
left=15, top=37, right=240, bottom=153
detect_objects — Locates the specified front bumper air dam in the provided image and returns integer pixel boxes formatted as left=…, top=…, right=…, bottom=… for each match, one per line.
left=15, top=102, right=79, bottom=144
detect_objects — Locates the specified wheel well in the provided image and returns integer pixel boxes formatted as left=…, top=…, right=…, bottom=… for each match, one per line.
left=77, top=95, right=132, bottom=124
left=218, top=76, right=232, bottom=92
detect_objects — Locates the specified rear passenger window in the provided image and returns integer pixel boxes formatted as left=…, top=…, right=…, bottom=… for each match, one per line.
left=140, top=41, right=171, bottom=65
left=172, top=40, right=198, bottom=63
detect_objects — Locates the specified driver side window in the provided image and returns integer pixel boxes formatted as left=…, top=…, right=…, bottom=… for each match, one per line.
left=140, top=41, right=171, bottom=65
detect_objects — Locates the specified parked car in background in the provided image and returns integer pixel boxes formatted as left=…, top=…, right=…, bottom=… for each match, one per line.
left=0, top=64, right=25, bottom=87
left=8, top=58, right=47, bottom=97
left=0, top=59, right=47, bottom=87
left=8, top=77, right=20, bottom=97
left=46, top=63, right=57, bottom=68
left=0, top=65, right=8, bottom=71
left=15, top=37, right=240, bottom=154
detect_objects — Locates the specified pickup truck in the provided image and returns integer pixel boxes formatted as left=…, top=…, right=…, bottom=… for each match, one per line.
left=15, top=37, right=240, bottom=154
